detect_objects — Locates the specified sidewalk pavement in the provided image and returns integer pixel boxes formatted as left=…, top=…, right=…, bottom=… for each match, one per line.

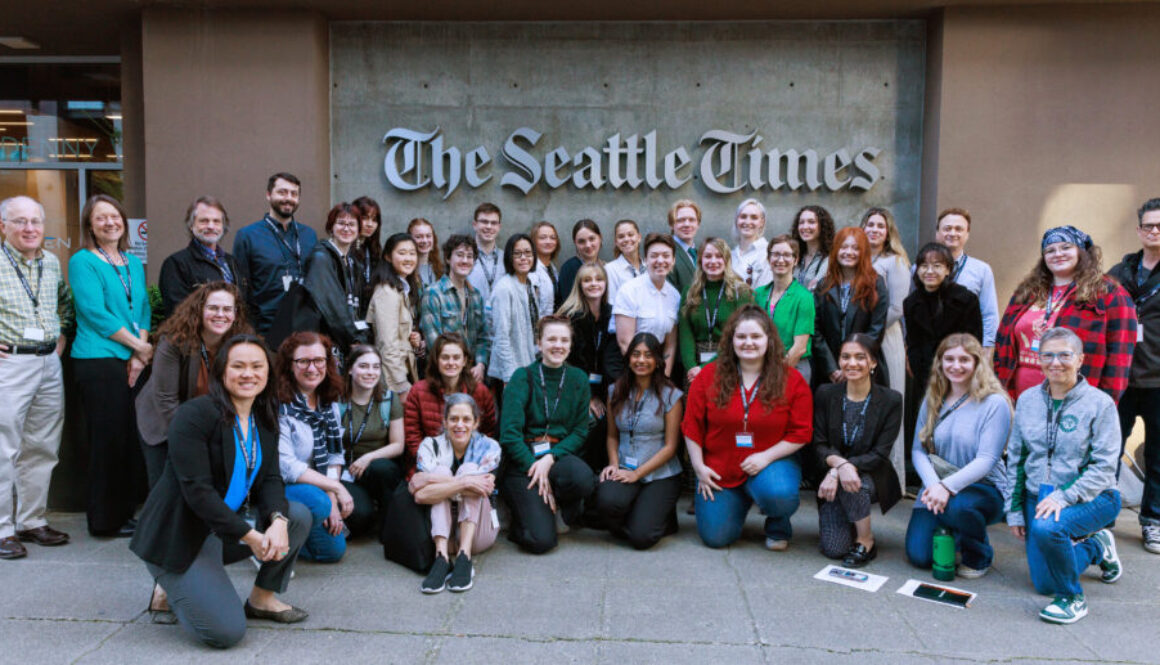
left=2, top=494, right=1157, bottom=665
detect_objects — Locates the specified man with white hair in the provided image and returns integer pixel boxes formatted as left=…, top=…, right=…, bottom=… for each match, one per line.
left=158, top=195, right=248, bottom=316
left=0, top=195, right=74, bottom=559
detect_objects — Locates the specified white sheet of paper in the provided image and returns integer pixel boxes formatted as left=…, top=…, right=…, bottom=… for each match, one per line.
left=896, top=578, right=976, bottom=609
left=813, top=564, right=889, bottom=592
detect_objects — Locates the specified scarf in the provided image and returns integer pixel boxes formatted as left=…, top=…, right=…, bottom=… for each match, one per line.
left=281, top=392, right=343, bottom=472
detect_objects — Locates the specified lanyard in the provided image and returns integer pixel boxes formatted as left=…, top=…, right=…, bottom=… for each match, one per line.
left=703, top=284, right=723, bottom=333
left=546, top=263, right=557, bottom=288
left=95, top=246, right=133, bottom=306
left=234, top=413, right=259, bottom=475
left=526, top=281, right=540, bottom=326
left=1044, top=283, right=1075, bottom=320
left=1133, top=261, right=1160, bottom=305
left=625, top=389, right=646, bottom=444
left=363, top=246, right=373, bottom=284
left=2, top=243, right=42, bottom=309
left=329, top=241, right=358, bottom=311
left=838, top=282, right=852, bottom=314
left=264, top=215, right=303, bottom=270
left=346, top=401, right=375, bottom=447
left=479, top=250, right=498, bottom=288
left=935, top=394, right=970, bottom=427
left=200, top=243, right=234, bottom=284
left=951, top=254, right=968, bottom=283
left=1045, top=395, right=1066, bottom=468
left=198, top=343, right=211, bottom=374
left=841, top=394, right=872, bottom=449
left=537, top=364, right=568, bottom=440
left=739, top=376, right=762, bottom=431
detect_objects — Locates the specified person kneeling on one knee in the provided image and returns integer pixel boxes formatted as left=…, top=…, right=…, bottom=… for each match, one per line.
left=411, top=394, right=502, bottom=593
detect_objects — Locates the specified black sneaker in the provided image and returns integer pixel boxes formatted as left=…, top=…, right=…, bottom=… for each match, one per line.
left=421, top=554, right=452, bottom=594
left=447, top=552, right=474, bottom=592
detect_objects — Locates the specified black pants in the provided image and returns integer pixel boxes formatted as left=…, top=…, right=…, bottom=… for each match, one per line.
left=1119, top=386, right=1160, bottom=525
left=343, top=458, right=404, bottom=539
left=501, top=455, right=595, bottom=554
left=593, top=474, right=681, bottom=549
left=381, top=483, right=434, bottom=573
left=141, top=438, right=168, bottom=490
left=74, top=357, right=146, bottom=535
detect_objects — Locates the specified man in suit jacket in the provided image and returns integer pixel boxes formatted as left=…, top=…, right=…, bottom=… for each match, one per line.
left=666, top=199, right=701, bottom=299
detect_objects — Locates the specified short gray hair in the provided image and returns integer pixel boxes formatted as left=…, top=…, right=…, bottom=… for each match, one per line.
left=1039, top=327, right=1083, bottom=354
left=0, top=196, right=45, bottom=223
left=442, top=392, right=480, bottom=422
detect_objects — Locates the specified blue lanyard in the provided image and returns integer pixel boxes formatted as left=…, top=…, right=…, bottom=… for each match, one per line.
left=951, top=254, right=968, bottom=282
left=234, top=413, right=259, bottom=475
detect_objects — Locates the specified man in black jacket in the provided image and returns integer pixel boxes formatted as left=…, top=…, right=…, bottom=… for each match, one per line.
left=1108, top=197, right=1160, bottom=554
left=158, top=196, right=248, bottom=316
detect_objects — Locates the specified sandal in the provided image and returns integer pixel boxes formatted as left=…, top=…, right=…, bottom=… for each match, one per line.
left=148, top=584, right=178, bottom=625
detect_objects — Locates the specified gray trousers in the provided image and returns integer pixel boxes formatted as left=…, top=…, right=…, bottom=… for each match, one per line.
left=817, top=474, right=875, bottom=559
left=146, top=500, right=310, bottom=648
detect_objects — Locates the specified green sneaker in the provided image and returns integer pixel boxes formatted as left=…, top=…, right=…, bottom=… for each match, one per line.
left=1039, top=594, right=1088, bottom=624
left=1090, top=529, right=1122, bottom=583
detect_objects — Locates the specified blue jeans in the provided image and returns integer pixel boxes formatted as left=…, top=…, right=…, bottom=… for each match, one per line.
left=284, top=483, right=346, bottom=563
left=1118, top=386, right=1160, bottom=526
left=1023, top=489, right=1120, bottom=596
left=695, top=456, right=801, bottom=548
left=905, top=482, right=1004, bottom=570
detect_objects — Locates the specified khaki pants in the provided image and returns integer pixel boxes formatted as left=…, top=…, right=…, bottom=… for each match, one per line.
left=0, top=353, right=64, bottom=538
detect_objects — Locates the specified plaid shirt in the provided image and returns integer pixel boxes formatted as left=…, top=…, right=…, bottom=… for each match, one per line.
left=995, top=276, right=1137, bottom=402
left=0, top=240, right=74, bottom=345
left=419, top=275, right=491, bottom=367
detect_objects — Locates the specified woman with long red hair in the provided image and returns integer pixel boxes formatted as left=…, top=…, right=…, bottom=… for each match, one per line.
left=811, top=227, right=889, bottom=387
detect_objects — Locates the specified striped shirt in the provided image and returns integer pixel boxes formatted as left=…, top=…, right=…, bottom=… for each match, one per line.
left=0, top=240, right=73, bottom=345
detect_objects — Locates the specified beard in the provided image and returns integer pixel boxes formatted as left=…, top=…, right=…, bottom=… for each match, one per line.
left=272, top=199, right=299, bottom=219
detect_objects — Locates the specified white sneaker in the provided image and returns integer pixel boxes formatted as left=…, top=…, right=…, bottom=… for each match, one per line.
left=764, top=538, right=789, bottom=551
left=956, top=564, right=989, bottom=579
left=1143, top=525, right=1160, bottom=554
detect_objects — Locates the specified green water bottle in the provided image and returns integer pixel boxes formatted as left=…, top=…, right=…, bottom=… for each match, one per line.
left=932, top=527, right=955, bottom=581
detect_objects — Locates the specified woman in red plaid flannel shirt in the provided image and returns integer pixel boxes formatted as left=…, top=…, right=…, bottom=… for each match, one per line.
left=994, top=226, right=1136, bottom=402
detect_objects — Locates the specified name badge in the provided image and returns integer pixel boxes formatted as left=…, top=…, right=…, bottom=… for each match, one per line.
left=282, top=274, right=293, bottom=292
left=1139, top=324, right=1145, bottom=343
left=533, top=441, right=551, bottom=457
left=698, top=351, right=716, bottom=364
left=735, top=432, right=754, bottom=448
left=588, top=373, right=603, bottom=384
left=490, top=507, right=500, bottom=530
left=23, top=327, right=46, bottom=342
left=623, top=456, right=639, bottom=470
left=354, top=320, right=370, bottom=331
left=1030, top=337, right=1040, bottom=353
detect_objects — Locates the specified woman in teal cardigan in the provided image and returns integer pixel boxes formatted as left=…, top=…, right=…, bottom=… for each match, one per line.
left=677, top=237, right=754, bottom=387
left=70, top=194, right=152, bottom=537
left=754, top=234, right=815, bottom=384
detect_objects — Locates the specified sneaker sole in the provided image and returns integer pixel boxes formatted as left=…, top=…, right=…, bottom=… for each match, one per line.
left=1039, top=607, right=1087, bottom=624
left=1096, top=530, right=1122, bottom=584
left=448, top=569, right=475, bottom=593
left=956, top=568, right=989, bottom=579
left=1144, top=542, right=1160, bottom=555
left=421, top=574, right=451, bottom=594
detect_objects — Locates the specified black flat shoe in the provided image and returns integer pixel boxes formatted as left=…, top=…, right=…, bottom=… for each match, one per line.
left=842, top=542, right=877, bottom=568
left=244, top=600, right=309, bottom=623
left=147, top=586, right=177, bottom=625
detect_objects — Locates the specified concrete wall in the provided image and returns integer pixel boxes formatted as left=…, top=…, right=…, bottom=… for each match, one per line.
left=929, top=4, right=1160, bottom=301
left=140, top=9, right=331, bottom=282
left=331, top=22, right=926, bottom=257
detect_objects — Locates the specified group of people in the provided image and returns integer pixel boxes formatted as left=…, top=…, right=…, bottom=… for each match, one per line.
left=1, top=178, right=1158, bottom=647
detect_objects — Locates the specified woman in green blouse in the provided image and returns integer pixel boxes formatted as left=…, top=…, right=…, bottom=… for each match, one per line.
left=678, top=237, right=753, bottom=386
left=754, top=234, right=815, bottom=384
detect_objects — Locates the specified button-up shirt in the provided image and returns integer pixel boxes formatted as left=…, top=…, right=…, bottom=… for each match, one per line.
left=419, top=275, right=492, bottom=367
left=232, top=215, right=318, bottom=334
left=0, top=240, right=73, bottom=345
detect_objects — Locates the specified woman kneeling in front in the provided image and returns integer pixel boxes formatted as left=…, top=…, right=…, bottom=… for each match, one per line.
left=1004, top=327, right=1123, bottom=624
left=131, top=335, right=309, bottom=648
left=683, top=305, right=813, bottom=550
left=412, top=393, right=502, bottom=593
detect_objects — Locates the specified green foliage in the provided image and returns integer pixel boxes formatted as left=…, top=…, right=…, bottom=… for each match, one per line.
left=148, top=284, right=165, bottom=331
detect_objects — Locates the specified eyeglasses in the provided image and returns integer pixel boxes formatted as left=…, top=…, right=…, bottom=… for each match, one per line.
left=293, top=357, right=328, bottom=369
left=1139, top=223, right=1160, bottom=235
left=452, top=251, right=475, bottom=261
left=917, top=263, right=949, bottom=273
left=205, top=305, right=236, bottom=315
left=3, top=217, right=44, bottom=228
left=1038, top=351, right=1076, bottom=364
left=333, top=220, right=358, bottom=229
left=769, top=252, right=795, bottom=260
left=510, top=250, right=534, bottom=259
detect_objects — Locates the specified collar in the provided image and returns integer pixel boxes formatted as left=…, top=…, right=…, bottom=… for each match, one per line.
left=673, top=236, right=693, bottom=253
left=1, top=239, right=42, bottom=264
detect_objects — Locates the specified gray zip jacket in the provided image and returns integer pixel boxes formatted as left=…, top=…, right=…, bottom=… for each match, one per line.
left=1003, top=378, right=1120, bottom=527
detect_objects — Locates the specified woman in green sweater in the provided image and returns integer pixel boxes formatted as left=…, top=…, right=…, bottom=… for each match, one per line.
left=754, top=234, right=815, bottom=384
left=499, top=315, right=594, bottom=554
left=678, top=237, right=753, bottom=387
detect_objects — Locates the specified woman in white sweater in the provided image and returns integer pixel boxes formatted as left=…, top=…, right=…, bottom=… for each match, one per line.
left=488, top=233, right=541, bottom=384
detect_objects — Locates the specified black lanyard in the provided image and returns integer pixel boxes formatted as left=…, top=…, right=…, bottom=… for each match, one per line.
left=841, top=394, right=872, bottom=449
left=264, top=215, right=303, bottom=270
left=526, top=281, right=540, bottom=326
left=538, top=364, right=568, bottom=439
left=198, top=343, right=211, bottom=374
left=935, top=394, right=970, bottom=428
left=234, top=413, right=258, bottom=475
left=739, top=376, right=762, bottom=431
left=703, top=283, right=723, bottom=333
left=1045, top=394, right=1066, bottom=466
left=951, top=254, right=968, bottom=282
left=625, top=389, right=646, bottom=444
left=1133, top=261, right=1160, bottom=305
left=479, top=250, right=498, bottom=288
left=2, top=243, right=42, bottom=309
left=95, top=246, right=132, bottom=306
left=363, top=246, right=373, bottom=284
left=345, top=401, right=376, bottom=448
left=1044, top=283, right=1075, bottom=320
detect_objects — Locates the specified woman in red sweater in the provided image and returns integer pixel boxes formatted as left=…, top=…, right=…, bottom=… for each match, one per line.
left=683, top=305, right=813, bottom=550
left=403, top=333, right=497, bottom=474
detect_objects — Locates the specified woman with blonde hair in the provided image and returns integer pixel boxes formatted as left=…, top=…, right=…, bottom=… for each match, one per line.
left=730, top=198, right=771, bottom=288
left=407, top=218, right=443, bottom=288
left=905, top=333, right=1011, bottom=578
left=678, top=237, right=753, bottom=385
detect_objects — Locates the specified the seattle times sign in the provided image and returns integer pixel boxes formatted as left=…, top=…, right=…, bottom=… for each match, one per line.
left=383, top=127, right=882, bottom=199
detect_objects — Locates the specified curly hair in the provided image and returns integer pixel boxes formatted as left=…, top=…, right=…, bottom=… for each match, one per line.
left=918, top=333, right=1011, bottom=454
left=1010, top=242, right=1108, bottom=306
left=711, top=305, right=788, bottom=410
left=155, top=282, right=251, bottom=355
left=275, top=331, right=345, bottom=404
left=682, top=237, right=752, bottom=315
left=792, top=205, right=835, bottom=264
left=819, top=227, right=880, bottom=310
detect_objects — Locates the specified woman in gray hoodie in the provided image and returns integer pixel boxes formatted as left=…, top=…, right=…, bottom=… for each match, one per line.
left=1004, top=327, right=1123, bottom=624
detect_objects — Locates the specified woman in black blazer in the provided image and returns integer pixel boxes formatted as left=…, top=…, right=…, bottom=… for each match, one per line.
left=130, top=334, right=311, bottom=648
left=809, top=334, right=902, bottom=568
left=811, top=228, right=890, bottom=388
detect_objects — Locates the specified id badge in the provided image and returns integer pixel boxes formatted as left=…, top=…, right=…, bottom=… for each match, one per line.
left=242, top=505, right=257, bottom=531
left=533, top=441, right=551, bottom=457
left=282, top=274, right=293, bottom=292
left=1139, top=324, right=1145, bottom=343
left=354, top=320, right=370, bottom=331
left=623, top=456, right=639, bottom=470
left=589, top=373, right=603, bottom=384
left=698, top=350, right=716, bottom=364
left=735, top=432, right=754, bottom=448
left=23, top=327, right=46, bottom=342
left=1030, top=337, right=1040, bottom=353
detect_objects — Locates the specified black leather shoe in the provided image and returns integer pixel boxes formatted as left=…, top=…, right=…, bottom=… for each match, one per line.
left=17, top=525, right=70, bottom=546
left=842, top=542, right=878, bottom=568
left=0, top=535, right=28, bottom=559
left=244, top=600, right=308, bottom=623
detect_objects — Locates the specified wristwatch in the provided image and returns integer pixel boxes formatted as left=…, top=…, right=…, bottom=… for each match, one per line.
left=269, top=511, right=288, bottom=524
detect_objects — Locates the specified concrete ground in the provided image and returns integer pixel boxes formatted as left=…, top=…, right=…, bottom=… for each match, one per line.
left=3, top=495, right=1158, bottom=665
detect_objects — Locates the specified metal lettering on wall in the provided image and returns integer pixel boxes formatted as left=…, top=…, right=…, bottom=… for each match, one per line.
left=383, top=127, right=881, bottom=200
